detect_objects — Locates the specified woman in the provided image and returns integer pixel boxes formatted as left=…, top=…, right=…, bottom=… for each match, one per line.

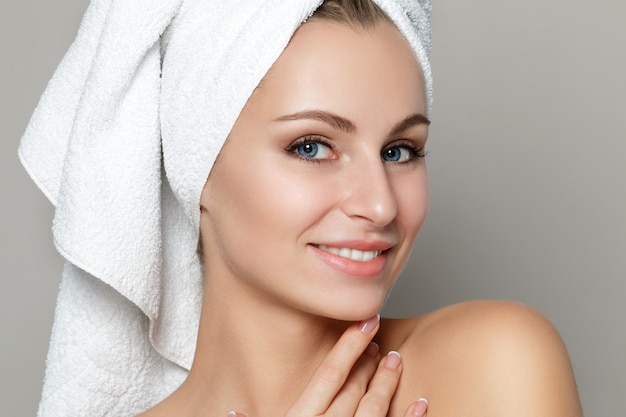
left=20, top=0, right=582, bottom=416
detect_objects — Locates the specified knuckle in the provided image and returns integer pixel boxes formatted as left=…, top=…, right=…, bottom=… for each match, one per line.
left=342, top=330, right=364, bottom=351
left=319, top=362, right=347, bottom=385
left=360, top=395, right=388, bottom=415
left=375, top=366, right=400, bottom=383
left=371, top=375, right=400, bottom=395
left=344, top=376, right=368, bottom=396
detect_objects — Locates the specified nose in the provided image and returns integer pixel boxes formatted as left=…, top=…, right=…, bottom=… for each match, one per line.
left=340, top=157, right=398, bottom=227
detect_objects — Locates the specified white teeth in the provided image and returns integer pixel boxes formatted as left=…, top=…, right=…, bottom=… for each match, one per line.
left=339, top=248, right=351, bottom=258
left=317, top=245, right=381, bottom=262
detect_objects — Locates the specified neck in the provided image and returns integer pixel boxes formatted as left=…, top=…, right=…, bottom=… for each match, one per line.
left=181, top=274, right=351, bottom=417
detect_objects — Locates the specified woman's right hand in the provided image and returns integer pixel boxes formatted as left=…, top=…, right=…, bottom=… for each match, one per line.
left=229, top=315, right=428, bottom=417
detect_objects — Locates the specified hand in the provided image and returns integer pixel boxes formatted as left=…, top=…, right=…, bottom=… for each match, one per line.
left=228, top=315, right=429, bottom=417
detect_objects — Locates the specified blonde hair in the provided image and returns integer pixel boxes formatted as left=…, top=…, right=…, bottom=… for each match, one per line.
left=309, top=0, right=392, bottom=30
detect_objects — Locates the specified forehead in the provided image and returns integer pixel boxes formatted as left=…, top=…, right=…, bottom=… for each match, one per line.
left=247, top=20, right=427, bottom=123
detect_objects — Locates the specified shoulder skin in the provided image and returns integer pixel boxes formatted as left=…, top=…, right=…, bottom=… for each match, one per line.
left=379, top=300, right=583, bottom=417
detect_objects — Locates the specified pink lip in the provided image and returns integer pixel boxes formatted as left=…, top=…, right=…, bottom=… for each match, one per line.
left=309, top=243, right=391, bottom=278
left=314, top=240, right=394, bottom=251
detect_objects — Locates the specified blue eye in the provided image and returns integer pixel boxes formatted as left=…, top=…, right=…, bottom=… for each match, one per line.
left=297, top=143, right=319, bottom=158
left=291, top=138, right=334, bottom=160
left=382, top=146, right=415, bottom=162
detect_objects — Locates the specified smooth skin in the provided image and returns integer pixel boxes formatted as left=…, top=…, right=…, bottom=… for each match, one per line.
left=140, top=19, right=582, bottom=417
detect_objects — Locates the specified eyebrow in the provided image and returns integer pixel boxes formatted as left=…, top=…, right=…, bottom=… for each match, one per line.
left=275, top=110, right=356, bottom=133
left=389, top=113, right=431, bottom=136
left=274, top=110, right=430, bottom=135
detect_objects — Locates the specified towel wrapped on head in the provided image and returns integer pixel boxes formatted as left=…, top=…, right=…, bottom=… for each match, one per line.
left=18, top=0, right=432, bottom=415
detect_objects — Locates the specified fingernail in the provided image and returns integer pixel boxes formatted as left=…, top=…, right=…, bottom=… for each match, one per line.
left=228, top=411, right=237, bottom=417
left=384, top=351, right=401, bottom=370
left=359, top=314, right=380, bottom=333
left=412, top=398, right=429, bottom=416
left=365, top=342, right=379, bottom=357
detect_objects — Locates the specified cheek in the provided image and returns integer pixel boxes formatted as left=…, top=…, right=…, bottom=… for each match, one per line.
left=395, top=169, right=429, bottom=239
left=255, top=167, right=329, bottom=230
left=213, top=155, right=333, bottom=253
left=384, top=170, right=427, bottom=284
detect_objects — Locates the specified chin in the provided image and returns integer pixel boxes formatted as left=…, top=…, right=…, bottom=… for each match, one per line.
left=311, top=295, right=386, bottom=322
left=312, top=279, right=397, bottom=321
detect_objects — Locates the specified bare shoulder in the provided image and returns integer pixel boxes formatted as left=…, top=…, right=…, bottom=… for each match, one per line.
left=380, top=300, right=582, bottom=417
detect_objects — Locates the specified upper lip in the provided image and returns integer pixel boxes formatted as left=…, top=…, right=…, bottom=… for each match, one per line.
left=310, top=240, right=395, bottom=252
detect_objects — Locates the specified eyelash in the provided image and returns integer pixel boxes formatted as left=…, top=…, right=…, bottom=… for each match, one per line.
left=384, top=139, right=427, bottom=163
left=285, top=136, right=427, bottom=164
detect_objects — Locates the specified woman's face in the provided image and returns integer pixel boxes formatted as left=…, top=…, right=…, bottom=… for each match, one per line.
left=200, top=20, right=429, bottom=320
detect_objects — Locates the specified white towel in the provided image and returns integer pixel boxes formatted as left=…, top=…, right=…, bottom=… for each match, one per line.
left=18, top=0, right=432, bottom=415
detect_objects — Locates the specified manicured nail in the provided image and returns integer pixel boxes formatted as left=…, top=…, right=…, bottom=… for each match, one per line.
left=359, top=314, right=380, bottom=333
left=365, top=342, right=379, bottom=357
left=412, top=398, right=429, bottom=416
left=228, top=411, right=237, bottom=417
left=384, top=351, right=401, bottom=370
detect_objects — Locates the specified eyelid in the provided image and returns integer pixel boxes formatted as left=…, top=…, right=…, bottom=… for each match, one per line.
left=286, top=135, right=335, bottom=151
left=385, top=137, right=424, bottom=149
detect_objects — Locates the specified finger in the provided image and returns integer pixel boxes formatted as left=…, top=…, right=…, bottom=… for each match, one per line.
left=405, top=398, right=429, bottom=417
left=227, top=412, right=244, bottom=417
left=354, top=351, right=403, bottom=417
left=286, top=315, right=380, bottom=416
left=326, top=342, right=380, bottom=415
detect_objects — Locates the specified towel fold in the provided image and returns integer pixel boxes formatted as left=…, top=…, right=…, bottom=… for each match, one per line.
left=18, top=0, right=432, bottom=415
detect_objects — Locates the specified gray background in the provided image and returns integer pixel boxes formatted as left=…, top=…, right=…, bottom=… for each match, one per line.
left=1, top=0, right=624, bottom=416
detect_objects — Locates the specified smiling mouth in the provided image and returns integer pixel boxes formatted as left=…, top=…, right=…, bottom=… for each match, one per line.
left=315, top=244, right=383, bottom=262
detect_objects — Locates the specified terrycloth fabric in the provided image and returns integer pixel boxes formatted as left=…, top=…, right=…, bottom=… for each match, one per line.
left=18, top=0, right=432, bottom=415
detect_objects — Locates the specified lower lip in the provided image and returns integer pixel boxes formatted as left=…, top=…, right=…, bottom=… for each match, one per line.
left=309, top=245, right=388, bottom=278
